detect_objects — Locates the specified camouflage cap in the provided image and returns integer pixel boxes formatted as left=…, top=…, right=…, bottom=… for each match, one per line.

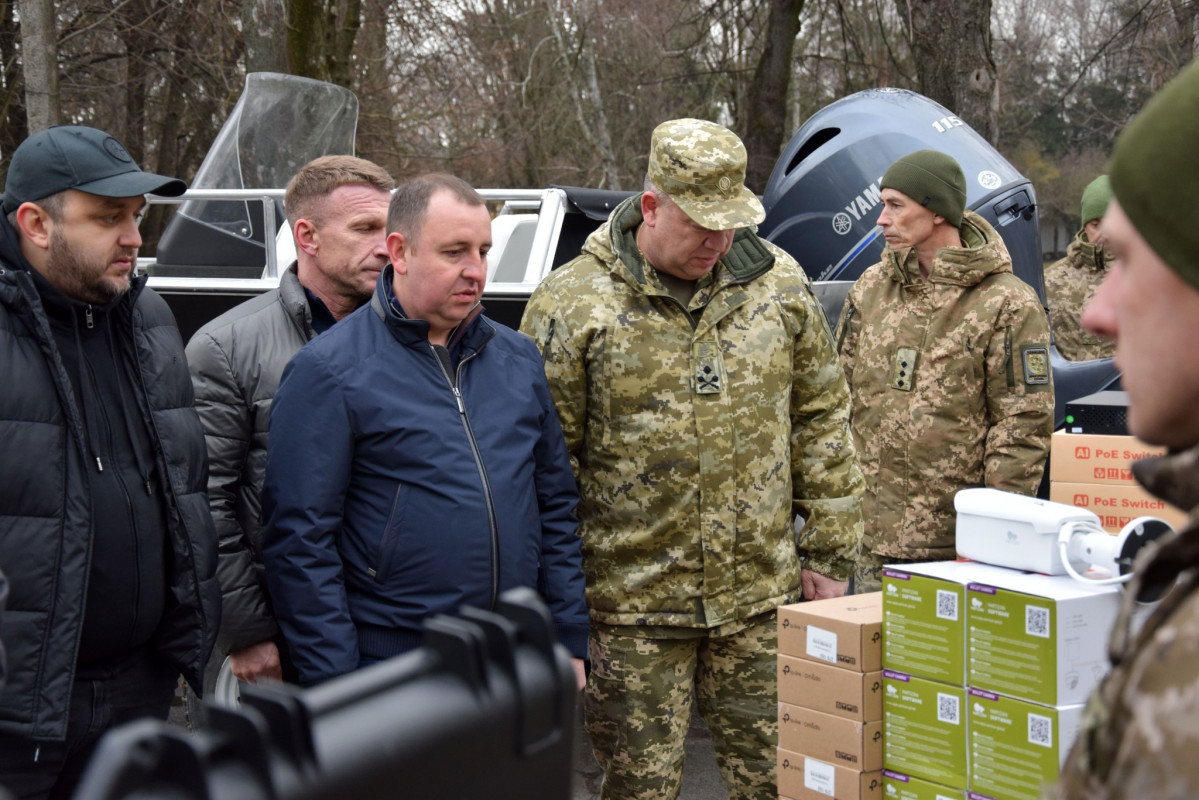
left=647, top=118, right=765, bottom=230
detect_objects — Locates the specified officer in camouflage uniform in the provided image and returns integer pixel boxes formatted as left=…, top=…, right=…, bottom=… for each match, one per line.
left=1051, top=61, right=1199, bottom=800
left=520, top=119, right=864, bottom=800
left=1044, top=175, right=1116, bottom=361
left=834, top=150, right=1053, bottom=591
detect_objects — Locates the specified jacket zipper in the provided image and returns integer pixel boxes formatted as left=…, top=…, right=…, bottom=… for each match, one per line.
left=431, top=345, right=501, bottom=610
left=540, top=319, right=555, bottom=362
left=836, top=305, right=855, bottom=352
left=1003, top=326, right=1015, bottom=388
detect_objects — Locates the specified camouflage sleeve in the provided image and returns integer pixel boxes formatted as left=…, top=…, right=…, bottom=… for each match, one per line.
left=519, top=278, right=587, bottom=472
left=982, top=286, right=1053, bottom=495
left=780, top=266, right=865, bottom=581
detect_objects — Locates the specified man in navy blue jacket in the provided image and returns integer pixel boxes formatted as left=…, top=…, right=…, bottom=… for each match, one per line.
left=261, top=173, right=588, bottom=687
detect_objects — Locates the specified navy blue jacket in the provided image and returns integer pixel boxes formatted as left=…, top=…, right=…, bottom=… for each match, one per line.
left=262, top=268, right=588, bottom=685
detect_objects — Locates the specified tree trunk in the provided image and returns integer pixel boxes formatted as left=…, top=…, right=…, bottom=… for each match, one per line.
left=243, top=0, right=290, bottom=74
left=17, top=0, right=59, bottom=131
left=287, top=0, right=322, bottom=79
left=0, top=0, right=28, bottom=167
left=327, top=0, right=362, bottom=88
left=742, top=0, right=804, bottom=193
left=895, top=0, right=998, bottom=142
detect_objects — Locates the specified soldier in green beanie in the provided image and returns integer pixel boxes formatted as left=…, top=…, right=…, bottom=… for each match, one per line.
left=1052, top=59, right=1199, bottom=800
left=834, top=148, right=1054, bottom=591
left=1044, top=175, right=1115, bottom=361
left=521, top=119, right=865, bottom=799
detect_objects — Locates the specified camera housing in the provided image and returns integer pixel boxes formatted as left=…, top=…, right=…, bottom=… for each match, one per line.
left=954, top=488, right=1172, bottom=584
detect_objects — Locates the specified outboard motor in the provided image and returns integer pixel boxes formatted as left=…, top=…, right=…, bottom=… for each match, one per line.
left=759, top=88, right=1042, bottom=299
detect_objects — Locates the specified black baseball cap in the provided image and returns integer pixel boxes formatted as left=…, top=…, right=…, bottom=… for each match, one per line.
left=2, top=125, right=187, bottom=214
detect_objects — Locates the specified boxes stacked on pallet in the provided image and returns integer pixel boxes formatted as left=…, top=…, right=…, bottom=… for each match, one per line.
left=776, top=593, right=884, bottom=800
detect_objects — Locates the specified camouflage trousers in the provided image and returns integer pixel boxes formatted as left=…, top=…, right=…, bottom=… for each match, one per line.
left=584, top=612, right=778, bottom=800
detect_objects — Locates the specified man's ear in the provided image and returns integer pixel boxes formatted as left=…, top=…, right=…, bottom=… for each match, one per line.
left=386, top=231, right=407, bottom=274
left=640, top=191, right=659, bottom=227
left=294, top=218, right=319, bottom=256
left=15, top=202, right=53, bottom=251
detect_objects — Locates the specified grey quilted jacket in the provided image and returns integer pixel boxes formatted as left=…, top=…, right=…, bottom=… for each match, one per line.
left=186, top=264, right=315, bottom=654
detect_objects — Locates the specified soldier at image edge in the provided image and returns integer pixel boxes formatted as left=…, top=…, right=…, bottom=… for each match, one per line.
left=520, top=118, right=865, bottom=799
left=1050, top=59, right=1199, bottom=799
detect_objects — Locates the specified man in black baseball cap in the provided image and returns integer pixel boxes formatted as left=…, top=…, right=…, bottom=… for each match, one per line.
left=0, top=126, right=218, bottom=799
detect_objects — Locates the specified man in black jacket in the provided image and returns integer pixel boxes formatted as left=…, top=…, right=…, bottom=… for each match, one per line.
left=186, top=155, right=393, bottom=685
left=0, top=126, right=219, bottom=799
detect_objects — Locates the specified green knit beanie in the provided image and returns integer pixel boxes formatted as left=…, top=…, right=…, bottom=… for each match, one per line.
left=1110, top=60, right=1199, bottom=291
left=880, top=149, right=967, bottom=228
left=1079, top=175, right=1111, bottom=226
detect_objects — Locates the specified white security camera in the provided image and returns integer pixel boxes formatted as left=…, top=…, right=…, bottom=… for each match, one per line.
left=954, top=488, right=1172, bottom=585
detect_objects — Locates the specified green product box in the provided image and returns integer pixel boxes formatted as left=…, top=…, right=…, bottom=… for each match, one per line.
left=966, top=688, right=1083, bottom=800
left=964, top=570, right=1120, bottom=706
left=882, top=770, right=966, bottom=800
left=882, top=670, right=967, bottom=789
left=883, top=561, right=1018, bottom=685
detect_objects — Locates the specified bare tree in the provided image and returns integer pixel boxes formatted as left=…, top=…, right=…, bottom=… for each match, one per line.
left=17, top=0, right=59, bottom=130
left=1, top=0, right=29, bottom=166
left=287, top=0, right=363, bottom=86
left=545, top=0, right=620, bottom=187
left=742, top=0, right=804, bottom=191
left=893, top=0, right=998, bottom=141
left=243, top=0, right=289, bottom=74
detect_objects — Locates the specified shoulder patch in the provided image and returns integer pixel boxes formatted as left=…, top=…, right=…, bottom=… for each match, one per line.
left=1021, top=345, right=1051, bottom=386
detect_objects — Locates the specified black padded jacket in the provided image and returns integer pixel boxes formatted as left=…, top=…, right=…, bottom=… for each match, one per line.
left=0, top=218, right=219, bottom=740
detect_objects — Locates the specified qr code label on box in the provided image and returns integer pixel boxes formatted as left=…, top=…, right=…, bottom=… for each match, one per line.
left=1026, top=605, right=1050, bottom=638
left=937, top=692, right=960, bottom=725
left=1028, top=712, right=1053, bottom=747
left=936, top=589, right=958, bottom=621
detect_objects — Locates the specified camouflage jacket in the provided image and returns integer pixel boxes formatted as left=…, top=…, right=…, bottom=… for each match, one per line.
left=519, top=196, right=864, bottom=629
left=1045, top=229, right=1115, bottom=362
left=834, top=212, right=1053, bottom=561
left=1051, top=445, right=1199, bottom=799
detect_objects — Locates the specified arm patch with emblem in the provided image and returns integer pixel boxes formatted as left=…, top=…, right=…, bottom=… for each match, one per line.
left=1020, top=345, right=1051, bottom=388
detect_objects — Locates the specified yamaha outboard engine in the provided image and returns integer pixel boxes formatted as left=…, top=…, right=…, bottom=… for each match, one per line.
left=759, top=88, right=1042, bottom=300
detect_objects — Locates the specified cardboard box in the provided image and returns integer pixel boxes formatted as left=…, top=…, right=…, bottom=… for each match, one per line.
left=779, top=655, right=883, bottom=721
left=779, top=701, right=884, bottom=771
left=967, top=689, right=1083, bottom=800
left=965, top=570, right=1119, bottom=706
left=778, top=749, right=883, bottom=800
left=881, top=770, right=966, bottom=800
left=779, top=592, right=883, bottom=671
left=882, top=671, right=967, bottom=789
left=882, top=561, right=1019, bottom=685
left=1049, top=481, right=1187, bottom=533
left=1049, top=430, right=1163, bottom=486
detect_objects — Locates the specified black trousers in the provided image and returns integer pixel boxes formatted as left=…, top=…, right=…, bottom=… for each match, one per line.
left=0, top=650, right=176, bottom=800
